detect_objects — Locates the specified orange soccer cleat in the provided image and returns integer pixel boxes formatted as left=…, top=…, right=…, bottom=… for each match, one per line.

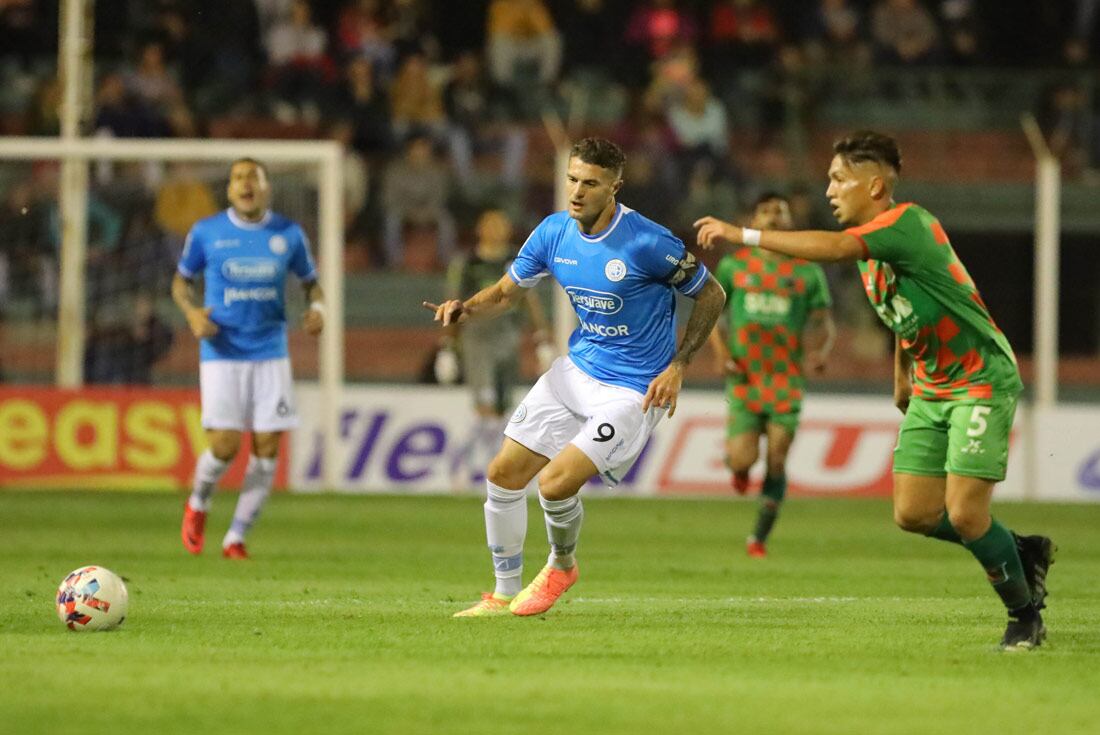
left=746, top=538, right=767, bottom=558
left=222, top=542, right=250, bottom=560
left=509, top=564, right=579, bottom=616
left=181, top=504, right=207, bottom=555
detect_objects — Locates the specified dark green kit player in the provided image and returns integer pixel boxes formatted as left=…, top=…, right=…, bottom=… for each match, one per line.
left=436, top=209, right=552, bottom=488
left=696, top=131, right=1055, bottom=650
left=707, top=193, right=835, bottom=558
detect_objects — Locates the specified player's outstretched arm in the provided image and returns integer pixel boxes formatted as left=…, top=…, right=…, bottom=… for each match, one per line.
left=643, top=275, right=726, bottom=416
left=423, top=273, right=524, bottom=327
left=171, top=272, right=218, bottom=339
left=301, top=280, right=325, bottom=336
left=694, top=216, right=864, bottom=263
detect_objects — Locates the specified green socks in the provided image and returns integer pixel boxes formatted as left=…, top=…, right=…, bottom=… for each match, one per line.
left=751, top=474, right=787, bottom=543
left=925, top=512, right=963, bottom=545
left=962, top=518, right=1033, bottom=614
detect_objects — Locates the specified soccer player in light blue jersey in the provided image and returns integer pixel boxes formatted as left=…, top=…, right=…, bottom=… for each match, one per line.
left=426, top=138, right=726, bottom=617
left=172, top=158, right=324, bottom=559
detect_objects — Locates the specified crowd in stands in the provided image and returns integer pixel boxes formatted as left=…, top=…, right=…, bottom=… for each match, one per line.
left=2, top=0, right=1100, bottom=284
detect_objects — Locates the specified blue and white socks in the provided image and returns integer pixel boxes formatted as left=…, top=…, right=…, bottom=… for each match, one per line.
left=484, top=481, right=527, bottom=596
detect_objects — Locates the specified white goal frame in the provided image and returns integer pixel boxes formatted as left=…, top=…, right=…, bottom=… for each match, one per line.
left=0, top=136, right=345, bottom=488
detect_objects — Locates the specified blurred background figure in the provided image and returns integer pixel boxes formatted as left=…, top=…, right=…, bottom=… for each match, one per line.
left=436, top=208, right=553, bottom=490
left=381, top=135, right=455, bottom=269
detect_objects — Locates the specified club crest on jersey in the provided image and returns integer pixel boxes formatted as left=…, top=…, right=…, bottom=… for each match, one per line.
left=269, top=234, right=288, bottom=255
left=565, top=286, right=623, bottom=315
left=604, top=258, right=627, bottom=282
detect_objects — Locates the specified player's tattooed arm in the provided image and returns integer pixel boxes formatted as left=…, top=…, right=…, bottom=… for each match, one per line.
left=894, top=334, right=913, bottom=414
left=302, top=280, right=324, bottom=336
left=674, top=275, right=726, bottom=367
left=423, top=274, right=524, bottom=326
left=694, top=217, right=864, bottom=263
left=171, top=272, right=218, bottom=339
left=644, top=275, right=725, bottom=416
left=804, top=308, right=836, bottom=373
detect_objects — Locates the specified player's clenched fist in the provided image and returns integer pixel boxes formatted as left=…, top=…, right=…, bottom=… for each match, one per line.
left=185, top=306, right=219, bottom=339
left=693, top=216, right=743, bottom=250
left=422, top=299, right=468, bottom=326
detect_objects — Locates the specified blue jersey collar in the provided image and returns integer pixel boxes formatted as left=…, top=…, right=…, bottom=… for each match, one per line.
left=227, top=207, right=273, bottom=230
left=577, top=203, right=627, bottom=243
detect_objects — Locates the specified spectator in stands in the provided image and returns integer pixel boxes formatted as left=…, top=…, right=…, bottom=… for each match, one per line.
left=707, top=0, right=782, bottom=72
left=25, top=76, right=61, bottom=135
left=486, top=0, right=562, bottom=91
left=0, top=0, right=54, bottom=68
left=124, top=41, right=194, bottom=136
left=265, top=0, right=334, bottom=124
left=667, top=78, right=730, bottom=166
left=642, top=43, right=702, bottom=114
left=381, top=135, right=456, bottom=268
left=335, top=56, right=393, bottom=156
left=624, top=0, right=698, bottom=62
left=803, top=0, right=870, bottom=68
left=444, top=51, right=527, bottom=190
left=154, top=163, right=218, bottom=241
left=390, top=52, right=446, bottom=142
left=337, top=0, right=397, bottom=82
left=870, top=0, right=941, bottom=65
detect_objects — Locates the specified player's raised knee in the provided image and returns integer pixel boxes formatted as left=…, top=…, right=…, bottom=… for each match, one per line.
left=945, top=508, right=990, bottom=541
left=893, top=506, right=940, bottom=534
left=537, top=464, right=583, bottom=502
left=486, top=453, right=528, bottom=490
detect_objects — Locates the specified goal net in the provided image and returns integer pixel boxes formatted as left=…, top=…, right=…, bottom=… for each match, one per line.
left=0, top=136, right=344, bottom=486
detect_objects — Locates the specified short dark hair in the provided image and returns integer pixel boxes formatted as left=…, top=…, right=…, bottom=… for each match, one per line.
left=569, top=137, right=625, bottom=177
left=833, top=131, right=902, bottom=174
left=753, top=190, right=789, bottom=209
left=230, top=157, right=269, bottom=176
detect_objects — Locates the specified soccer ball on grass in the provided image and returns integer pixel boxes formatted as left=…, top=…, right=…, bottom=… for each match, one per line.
left=56, top=566, right=129, bottom=631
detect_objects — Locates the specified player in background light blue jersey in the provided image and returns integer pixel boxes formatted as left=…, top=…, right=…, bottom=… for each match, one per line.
left=426, top=138, right=726, bottom=617
left=172, top=158, right=324, bottom=559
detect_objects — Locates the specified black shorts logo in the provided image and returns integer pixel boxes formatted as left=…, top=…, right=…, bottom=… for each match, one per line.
left=593, top=423, right=616, bottom=443
left=276, top=398, right=289, bottom=417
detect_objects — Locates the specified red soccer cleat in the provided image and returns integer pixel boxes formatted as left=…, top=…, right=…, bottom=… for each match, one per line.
left=222, top=542, right=250, bottom=560
left=746, top=538, right=767, bottom=558
left=732, top=471, right=750, bottom=495
left=181, top=504, right=207, bottom=555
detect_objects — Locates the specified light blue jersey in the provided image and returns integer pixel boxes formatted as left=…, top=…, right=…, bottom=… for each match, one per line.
left=509, top=204, right=709, bottom=394
left=177, top=209, right=317, bottom=361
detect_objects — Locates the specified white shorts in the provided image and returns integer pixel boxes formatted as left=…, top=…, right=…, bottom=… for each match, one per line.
left=199, top=358, right=298, bottom=433
left=505, top=357, right=666, bottom=487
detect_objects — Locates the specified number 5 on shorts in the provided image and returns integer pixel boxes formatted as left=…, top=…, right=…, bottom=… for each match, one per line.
left=967, top=406, right=991, bottom=437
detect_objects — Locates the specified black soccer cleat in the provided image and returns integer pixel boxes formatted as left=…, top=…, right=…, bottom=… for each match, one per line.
left=1000, top=614, right=1046, bottom=651
left=1014, top=533, right=1056, bottom=610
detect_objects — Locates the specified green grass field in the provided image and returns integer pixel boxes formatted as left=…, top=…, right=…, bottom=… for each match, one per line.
left=2, top=491, right=1098, bottom=735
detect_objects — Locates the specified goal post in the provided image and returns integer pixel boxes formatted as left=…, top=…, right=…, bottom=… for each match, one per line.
left=0, top=135, right=345, bottom=489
